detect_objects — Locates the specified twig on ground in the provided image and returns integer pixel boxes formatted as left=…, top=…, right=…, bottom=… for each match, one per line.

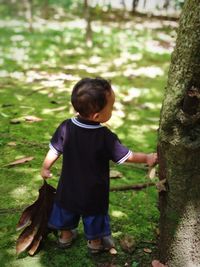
left=110, top=182, right=155, bottom=191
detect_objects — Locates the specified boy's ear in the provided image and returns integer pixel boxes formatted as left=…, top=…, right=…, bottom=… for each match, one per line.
left=92, top=113, right=100, bottom=121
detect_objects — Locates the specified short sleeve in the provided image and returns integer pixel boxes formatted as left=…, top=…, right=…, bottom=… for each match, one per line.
left=104, top=128, right=132, bottom=164
left=49, top=120, right=68, bottom=155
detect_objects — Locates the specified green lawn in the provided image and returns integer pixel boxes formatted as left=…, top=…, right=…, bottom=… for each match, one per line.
left=0, top=4, right=177, bottom=267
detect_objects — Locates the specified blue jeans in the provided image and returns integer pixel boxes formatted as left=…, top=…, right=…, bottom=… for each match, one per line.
left=48, top=202, right=111, bottom=240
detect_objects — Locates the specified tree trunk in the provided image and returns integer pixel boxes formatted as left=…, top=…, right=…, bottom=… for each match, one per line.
left=121, top=0, right=126, bottom=11
left=163, top=0, right=170, bottom=10
left=143, top=0, right=147, bottom=9
left=42, top=0, right=49, bottom=20
left=84, top=0, right=93, bottom=48
left=132, top=0, right=139, bottom=12
left=23, top=0, right=33, bottom=32
left=158, top=0, right=200, bottom=266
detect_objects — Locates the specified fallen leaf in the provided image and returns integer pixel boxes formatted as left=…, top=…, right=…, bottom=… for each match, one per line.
left=156, top=228, right=160, bottom=236
left=156, top=179, right=167, bottom=192
left=110, top=170, right=123, bottom=179
left=109, top=247, right=117, bottom=255
left=120, top=235, right=136, bottom=253
left=143, top=248, right=152, bottom=253
left=6, top=157, right=34, bottom=167
left=147, top=167, right=156, bottom=180
left=10, top=118, right=23, bottom=124
left=16, top=181, right=56, bottom=255
left=25, top=116, right=42, bottom=122
left=7, top=142, right=17, bottom=146
left=152, top=260, right=168, bottom=267
left=10, top=116, right=42, bottom=124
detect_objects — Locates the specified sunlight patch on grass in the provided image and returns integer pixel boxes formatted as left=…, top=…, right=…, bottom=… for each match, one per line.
left=32, top=18, right=86, bottom=32
left=145, top=40, right=173, bottom=54
left=10, top=34, right=25, bottom=42
left=142, top=102, right=162, bottom=110
left=63, top=47, right=85, bottom=55
left=123, top=66, right=164, bottom=78
left=112, top=231, right=123, bottom=238
left=25, top=71, right=79, bottom=89
left=107, top=115, right=124, bottom=129
left=7, top=47, right=29, bottom=63
left=89, top=55, right=102, bottom=64
left=113, top=52, right=142, bottom=67
left=10, top=185, right=28, bottom=199
left=122, top=87, right=150, bottom=102
left=0, top=19, right=26, bottom=28
left=111, top=210, right=128, bottom=218
left=128, top=125, right=158, bottom=142
left=14, top=256, right=44, bottom=267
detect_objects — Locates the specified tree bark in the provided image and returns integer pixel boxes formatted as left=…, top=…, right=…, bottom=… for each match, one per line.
left=84, top=0, right=93, bottom=48
left=163, top=0, right=170, bottom=10
left=158, top=0, right=200, bottom=266
left=132, top=0, right=139, bottom=12
left=110, top=182, right=155, bottom=192
left=143, top=0, right=147, bottom=9
left=42, top=0, right=49, bottom=20
left=24, top=0, right=33, bottom=32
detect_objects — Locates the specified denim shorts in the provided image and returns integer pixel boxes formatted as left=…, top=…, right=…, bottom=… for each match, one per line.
left=48, top=202, right=111, bottom=240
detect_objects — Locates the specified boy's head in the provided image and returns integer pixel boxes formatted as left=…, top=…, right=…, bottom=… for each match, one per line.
left=71, top=77, right=115, bottom=123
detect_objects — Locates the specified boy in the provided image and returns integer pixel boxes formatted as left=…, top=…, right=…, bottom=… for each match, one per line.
left=41, top=77, right=157, bottom=254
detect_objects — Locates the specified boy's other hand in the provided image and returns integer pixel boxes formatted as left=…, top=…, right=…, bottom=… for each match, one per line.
left=146, top=153, right=158, bottom=167
left=41, top=168, right=52, bottom=179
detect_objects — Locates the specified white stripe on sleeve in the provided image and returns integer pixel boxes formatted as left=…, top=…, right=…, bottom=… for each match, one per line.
left=49, top=143, right=62, bottom=155
left=116, top=150, right=132, bottom=164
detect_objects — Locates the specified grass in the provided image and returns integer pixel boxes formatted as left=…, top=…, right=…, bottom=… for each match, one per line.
left=0, top=4, right=177, bottom=267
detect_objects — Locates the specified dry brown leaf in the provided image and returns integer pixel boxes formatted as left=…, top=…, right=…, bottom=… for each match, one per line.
left=16, top=181, right=56, bottom=255
left=147, top=167, right=156, bottom=180
left=143, top=248, right=152, bottom=253
left=10, top=118, right=23, bottom=124
left=156, top=228, right=160, bottom=236
left=152, top=260, right=168, bottom=267
left=25, top=116, right=43, bottom=122
left=7, top=142, right=17, bottom=146
left=156, top=179, right=167, bottom=192
left=6, top=156, right=34, bottom=167
left=10, top=116, right=42, bottom=124
left=110, top=170, right=123, bottom=179
left=120, top=235, right=136, bottom=253
left=109, top=247, right=117, bottom=255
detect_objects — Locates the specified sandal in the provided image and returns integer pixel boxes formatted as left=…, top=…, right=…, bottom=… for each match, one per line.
left=87, top=235, right=117, bottom=254
left=57, top=229, right=78, bottom=248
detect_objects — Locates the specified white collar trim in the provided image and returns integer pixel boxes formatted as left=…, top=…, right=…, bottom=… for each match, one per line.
left=71, top=118, right=103, bottom=129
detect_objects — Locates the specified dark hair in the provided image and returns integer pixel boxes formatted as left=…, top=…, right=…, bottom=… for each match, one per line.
left=71, top=77, right=112, bottom=117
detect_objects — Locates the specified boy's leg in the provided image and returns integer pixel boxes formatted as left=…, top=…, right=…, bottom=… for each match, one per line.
left=59, top=229, right=78, bottom=248
left=60, top=229, right=74, bottom=240
left=48, top=202, right=79, bottom=247
left=82, top=214, right=116, bottom=253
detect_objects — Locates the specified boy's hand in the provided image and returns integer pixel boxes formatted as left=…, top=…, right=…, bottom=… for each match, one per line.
left=146, top=153, right=158, bottom=167
left=41, top=168, right=52, bottom=179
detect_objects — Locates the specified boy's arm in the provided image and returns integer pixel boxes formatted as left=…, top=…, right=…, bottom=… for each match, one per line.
left=126, top=152, right=157, bottom=167
left=41, top=149, right=60, bottom=179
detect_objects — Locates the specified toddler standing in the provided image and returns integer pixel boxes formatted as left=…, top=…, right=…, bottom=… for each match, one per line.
left=41, top=77, right=157, bottom=254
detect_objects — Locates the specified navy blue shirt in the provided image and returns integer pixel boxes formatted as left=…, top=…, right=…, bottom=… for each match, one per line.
left=50, top=117, right=132, bottom=216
